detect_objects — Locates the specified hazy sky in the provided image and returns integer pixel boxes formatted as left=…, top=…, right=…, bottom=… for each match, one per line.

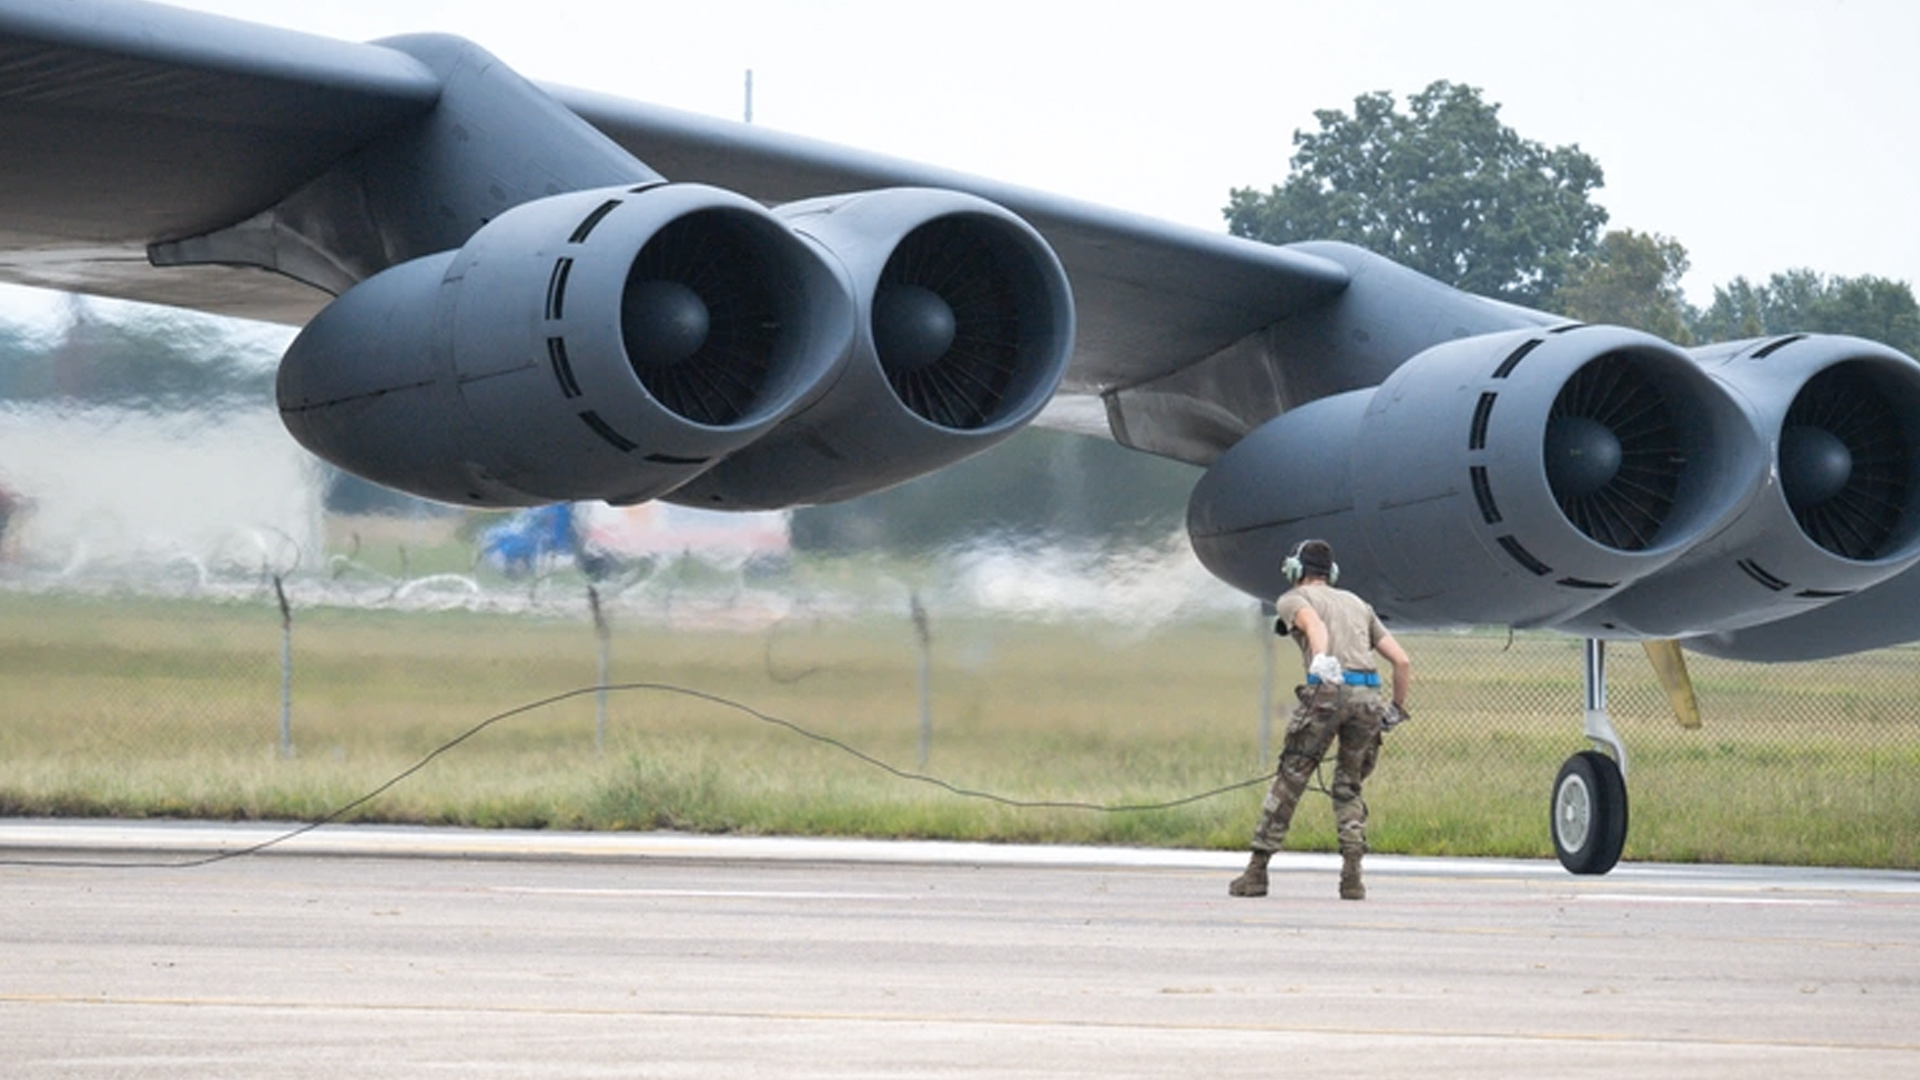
left=16, top=1, right=1920, bottom=313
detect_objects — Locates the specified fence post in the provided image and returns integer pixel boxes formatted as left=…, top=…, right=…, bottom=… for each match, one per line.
left=911, top=590, right=932, bottom=769
left=589, top=584, right=611, bottom=754
left=274, top=574, right=294, bottom=758
left=1257, top=601, right=1276, bottom=765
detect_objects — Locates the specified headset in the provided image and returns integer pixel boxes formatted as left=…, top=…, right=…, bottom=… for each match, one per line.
left=1282, top=539, right=1339, bottom=586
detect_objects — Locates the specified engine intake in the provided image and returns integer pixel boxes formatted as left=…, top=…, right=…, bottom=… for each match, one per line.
left=1774, top=351, right=1920, bottom=561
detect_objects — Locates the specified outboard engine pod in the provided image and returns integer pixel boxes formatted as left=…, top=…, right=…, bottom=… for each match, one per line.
left=1567, top=334, right=1920, bottom=637
left=278, top=183, right=854, bottom=506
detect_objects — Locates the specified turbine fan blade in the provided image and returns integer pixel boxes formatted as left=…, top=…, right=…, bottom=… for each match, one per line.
left=1546, top=354, right=1683, bottom=551
left=1784, top=364, right=1910, bottom=560
left=624, top=212, right=780, bottom=427
left=876, top=217, right=1023, bottom=430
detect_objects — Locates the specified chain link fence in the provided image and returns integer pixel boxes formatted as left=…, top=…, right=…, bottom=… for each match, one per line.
left=3, top=539, right=1917, bottom=868
left=1372, top=631, right=1920, bottom=866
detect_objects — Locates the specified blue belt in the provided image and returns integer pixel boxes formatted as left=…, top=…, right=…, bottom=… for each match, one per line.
left=1308, top=671, right=1380, bottom=687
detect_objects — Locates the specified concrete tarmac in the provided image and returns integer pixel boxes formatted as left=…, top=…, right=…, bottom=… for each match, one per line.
left=3, top=821, right=1917, bottom=1078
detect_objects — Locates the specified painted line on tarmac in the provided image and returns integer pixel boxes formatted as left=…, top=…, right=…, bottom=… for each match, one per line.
left=485, top=885, right=905, bottom=901
left=5, top=991, right=1918, bottom=1056
left=0, top=819, right=1250, bottom=870
left=1579, top=892, right=1838, bottom=906
left=6, top=821, right=1918, bottom=899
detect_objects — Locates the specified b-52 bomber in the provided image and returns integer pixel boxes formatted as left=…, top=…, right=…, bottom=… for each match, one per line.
left=6, top=0, right=1917, bottom=873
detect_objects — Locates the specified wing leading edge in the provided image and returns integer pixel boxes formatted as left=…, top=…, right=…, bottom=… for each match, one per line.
left=0, top=1, right=1352, bottom=463
left=551, top=87, right=1352, bottom=403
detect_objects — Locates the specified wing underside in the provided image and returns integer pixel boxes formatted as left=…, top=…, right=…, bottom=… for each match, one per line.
left=0, top=1, right=442, bottom=321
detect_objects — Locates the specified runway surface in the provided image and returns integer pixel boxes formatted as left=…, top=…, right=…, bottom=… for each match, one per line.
left=3, top=820, right=1917, bottom=1078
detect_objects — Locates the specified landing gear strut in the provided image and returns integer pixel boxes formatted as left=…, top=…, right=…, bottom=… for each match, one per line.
left=1552, top=639, right=1629, bottom=874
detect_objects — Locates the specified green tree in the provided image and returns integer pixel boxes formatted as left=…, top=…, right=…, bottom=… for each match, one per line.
left=1690, top=271, right=1920, bottom=356
left=1693, top=277, right=1768, bottom=341
left=1224, top=80, right=1609, bottom=309
left=1823, top=276, right=1920, bottom=355
left=1554, top=229, right=1694, bottom=343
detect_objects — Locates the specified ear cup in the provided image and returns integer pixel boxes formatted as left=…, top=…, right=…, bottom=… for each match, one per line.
left=1283, top=540, right=1336, bottom=585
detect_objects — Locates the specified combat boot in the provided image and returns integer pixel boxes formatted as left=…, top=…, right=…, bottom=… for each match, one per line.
left=1338, top=847, right=1365, bottom=901
left=1228, top=850, right=1271, bottom=897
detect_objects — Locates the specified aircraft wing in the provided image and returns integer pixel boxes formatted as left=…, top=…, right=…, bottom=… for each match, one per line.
left=0, top=1, right=1349, bottom=463
left=9, top=0, right=1920, bottom=661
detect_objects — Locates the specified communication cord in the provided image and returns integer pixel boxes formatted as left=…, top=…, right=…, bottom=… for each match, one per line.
left=0, top=681, right=1281, bottom=871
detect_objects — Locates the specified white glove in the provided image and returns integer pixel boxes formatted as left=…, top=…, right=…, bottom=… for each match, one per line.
left=1309, top=653, right=1343, bottom=684
left=1384, top=703, right=1410, bottom=730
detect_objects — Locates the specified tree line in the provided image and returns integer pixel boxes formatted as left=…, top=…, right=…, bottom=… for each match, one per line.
left=1225, top=80, right=1920, bottom=355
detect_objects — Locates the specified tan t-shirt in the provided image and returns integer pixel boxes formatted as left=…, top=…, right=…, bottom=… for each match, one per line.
left=1274, top=582, right=1389, bottom=675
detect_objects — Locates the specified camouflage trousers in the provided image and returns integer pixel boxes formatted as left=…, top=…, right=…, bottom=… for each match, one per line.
left=1249, top=683, right=1386, bottom=855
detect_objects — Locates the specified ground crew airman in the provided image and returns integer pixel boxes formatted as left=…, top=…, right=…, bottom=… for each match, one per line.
left=1229, top=539, right=1412, bottom=901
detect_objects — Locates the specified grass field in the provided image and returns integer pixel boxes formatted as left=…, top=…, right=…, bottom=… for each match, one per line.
left=3, top=588, right=1917, bottom=868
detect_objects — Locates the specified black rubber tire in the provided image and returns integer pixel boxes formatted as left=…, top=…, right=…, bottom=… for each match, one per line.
left=1551, top=750, right=1629, bottom=875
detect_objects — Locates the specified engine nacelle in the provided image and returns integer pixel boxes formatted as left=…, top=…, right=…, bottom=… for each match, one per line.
left=664, top=188, right=1075, bottom=509
left=1564, top=334, right=1920, bottom=636
left=1187, top=325, right=1764, bottom=628
left=277, top=183, right=854, bottom=506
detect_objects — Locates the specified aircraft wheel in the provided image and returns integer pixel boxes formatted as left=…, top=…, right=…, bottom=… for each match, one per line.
left=1551, top=750, right=1628, bottom=875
